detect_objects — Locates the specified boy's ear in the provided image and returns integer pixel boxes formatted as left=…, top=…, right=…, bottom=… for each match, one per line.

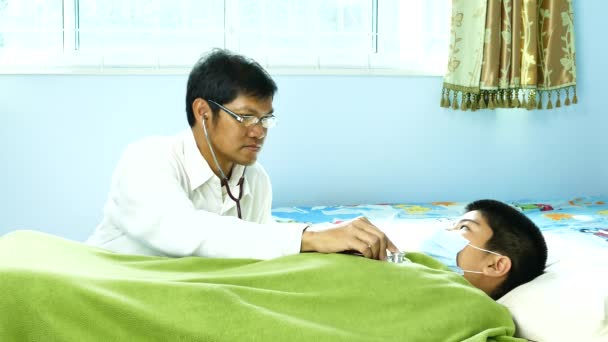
left=484, top=255, right=511, bottom=277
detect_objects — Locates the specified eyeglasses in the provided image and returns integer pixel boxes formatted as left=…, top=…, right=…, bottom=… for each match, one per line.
left=207, top=100, right=277, bottom=129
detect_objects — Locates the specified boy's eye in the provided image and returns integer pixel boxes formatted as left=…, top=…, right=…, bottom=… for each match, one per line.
left=459, top=225, right=469, bottom=231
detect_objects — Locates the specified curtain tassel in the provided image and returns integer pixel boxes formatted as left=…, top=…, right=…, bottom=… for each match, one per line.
left=573, top=87, right=578, bottom=104
left=452, top=90, right=459, bottom=110
left=527, top=90, right=536, bottom=110
left=471, top=94, right=478, bottom=111
left=555, top=90, right=562, bottom=108
left=564, top=88, right=571, bottom=106
left=513, top=89, right=521, bottom=108
left=461, top=93, right=471, bottom=111
left=478, top=91, right=487, bottom=109
left=494, top=90, right=501, bottom=108
left=440, top=89, right=447, bottom=108
left=537, top=91, right=543, bottom=110
left=488, top=92, right=496, bottom=110
left=546, top=91, right=554, bottom=110
left=445, top=90, right=452, bottom=108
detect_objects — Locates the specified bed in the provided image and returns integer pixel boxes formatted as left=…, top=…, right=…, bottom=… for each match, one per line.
left=1, top=196, right=606, bottom=341
left=272, top=196, right=608, bottom=342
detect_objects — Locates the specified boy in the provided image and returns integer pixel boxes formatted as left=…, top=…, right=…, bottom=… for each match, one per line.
left=417, top=199, right=548, bottom=299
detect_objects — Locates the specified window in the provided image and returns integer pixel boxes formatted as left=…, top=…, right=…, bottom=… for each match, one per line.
left=0, top=0, right=62, bottom=50
left=0, top=0, right=451, bottom=75
left=235, top=0, right=373, bottom=68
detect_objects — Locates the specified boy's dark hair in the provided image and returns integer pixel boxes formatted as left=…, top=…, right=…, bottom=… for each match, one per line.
left=464, top=199, right=548, bottom=299
left=185, top=48, right=277, bottom=127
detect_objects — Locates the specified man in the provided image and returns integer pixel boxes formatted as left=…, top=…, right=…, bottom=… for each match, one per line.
left=86, top=49, right=397, bottom=260
left=419, top=199, right=548, bottom=299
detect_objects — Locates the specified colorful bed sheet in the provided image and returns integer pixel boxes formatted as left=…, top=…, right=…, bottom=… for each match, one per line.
left=272, top=196, right=608, bottom=247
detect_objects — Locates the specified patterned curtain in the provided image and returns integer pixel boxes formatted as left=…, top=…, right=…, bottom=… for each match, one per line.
left=441, top=0, right=577, bottom=111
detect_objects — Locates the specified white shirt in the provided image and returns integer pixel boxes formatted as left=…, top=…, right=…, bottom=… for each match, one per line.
left=86, top=130, right=307, bottom=259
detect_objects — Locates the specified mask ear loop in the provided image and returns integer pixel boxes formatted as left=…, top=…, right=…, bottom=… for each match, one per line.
left=202, top=110, right=247, bottom=219
left=467, top=244, right=502, bottom=256
left=460, top=244, right=503, bottom=274
left=461, top=269, right=483, bottom=274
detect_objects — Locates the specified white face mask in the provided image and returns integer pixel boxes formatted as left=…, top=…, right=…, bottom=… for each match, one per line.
left=420, top=228, right=502, bottom=275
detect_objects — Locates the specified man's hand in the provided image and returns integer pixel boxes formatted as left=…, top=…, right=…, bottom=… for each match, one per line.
left=300, top=217, right=399, bottom=260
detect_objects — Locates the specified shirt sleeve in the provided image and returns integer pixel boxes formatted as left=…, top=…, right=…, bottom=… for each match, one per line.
left=104, top=142, right=307, bottom=259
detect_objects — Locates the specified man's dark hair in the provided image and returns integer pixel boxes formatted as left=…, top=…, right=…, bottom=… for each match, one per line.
left=464, top=199, right=548, bottom=299
left=185, top=48, right=277, bottom=127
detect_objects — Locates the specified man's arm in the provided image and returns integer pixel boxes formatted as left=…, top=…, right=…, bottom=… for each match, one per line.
left=105, top=142, right=397, bottom=260
left=256, top=167, right=398, bottom=260
left=301, top=217, right=399, bottom=260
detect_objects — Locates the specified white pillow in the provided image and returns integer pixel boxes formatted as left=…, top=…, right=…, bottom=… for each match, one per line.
left=356, top=220, right=608, bottom=341
left=498, top=233, right=608, bottom=342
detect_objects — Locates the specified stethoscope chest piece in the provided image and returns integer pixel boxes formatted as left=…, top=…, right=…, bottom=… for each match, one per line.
left=386, top=251, right=411, bottom=264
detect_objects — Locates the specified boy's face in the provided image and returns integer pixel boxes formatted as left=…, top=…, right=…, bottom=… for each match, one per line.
left=449, top=210, right=495, bottom=274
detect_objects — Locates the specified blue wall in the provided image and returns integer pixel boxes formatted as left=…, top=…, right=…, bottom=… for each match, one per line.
left=0, top=1, right=606, bottom=241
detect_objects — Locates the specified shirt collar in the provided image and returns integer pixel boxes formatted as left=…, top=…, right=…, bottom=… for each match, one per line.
left=182, top=129, right=251, bottom=198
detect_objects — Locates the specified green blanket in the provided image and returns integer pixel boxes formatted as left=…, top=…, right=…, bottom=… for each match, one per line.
left=0, top=231, right=524, bottom=342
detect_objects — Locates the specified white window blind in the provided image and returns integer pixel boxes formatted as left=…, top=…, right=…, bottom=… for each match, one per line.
left=0, top=0, right=451, bottom=75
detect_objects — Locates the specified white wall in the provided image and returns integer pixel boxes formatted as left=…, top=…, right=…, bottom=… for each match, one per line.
left=0, top=1, right=605, bottom=241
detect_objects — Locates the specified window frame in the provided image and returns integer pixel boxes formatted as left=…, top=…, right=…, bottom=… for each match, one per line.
left=0, top=0, right=450, bottom=76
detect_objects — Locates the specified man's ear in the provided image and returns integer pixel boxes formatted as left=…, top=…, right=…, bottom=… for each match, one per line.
left=484, top=255, right=511, bottom=278
left=192, top=98, right=211, bottom=124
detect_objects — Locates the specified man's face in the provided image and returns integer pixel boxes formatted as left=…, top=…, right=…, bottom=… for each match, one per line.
left=205, top=94, right=273, bottom=167
left=449, top=210, right=495, bottom=273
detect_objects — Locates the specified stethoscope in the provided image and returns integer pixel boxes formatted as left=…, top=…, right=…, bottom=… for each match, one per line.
left=202, top=115, right=246, bottom=219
